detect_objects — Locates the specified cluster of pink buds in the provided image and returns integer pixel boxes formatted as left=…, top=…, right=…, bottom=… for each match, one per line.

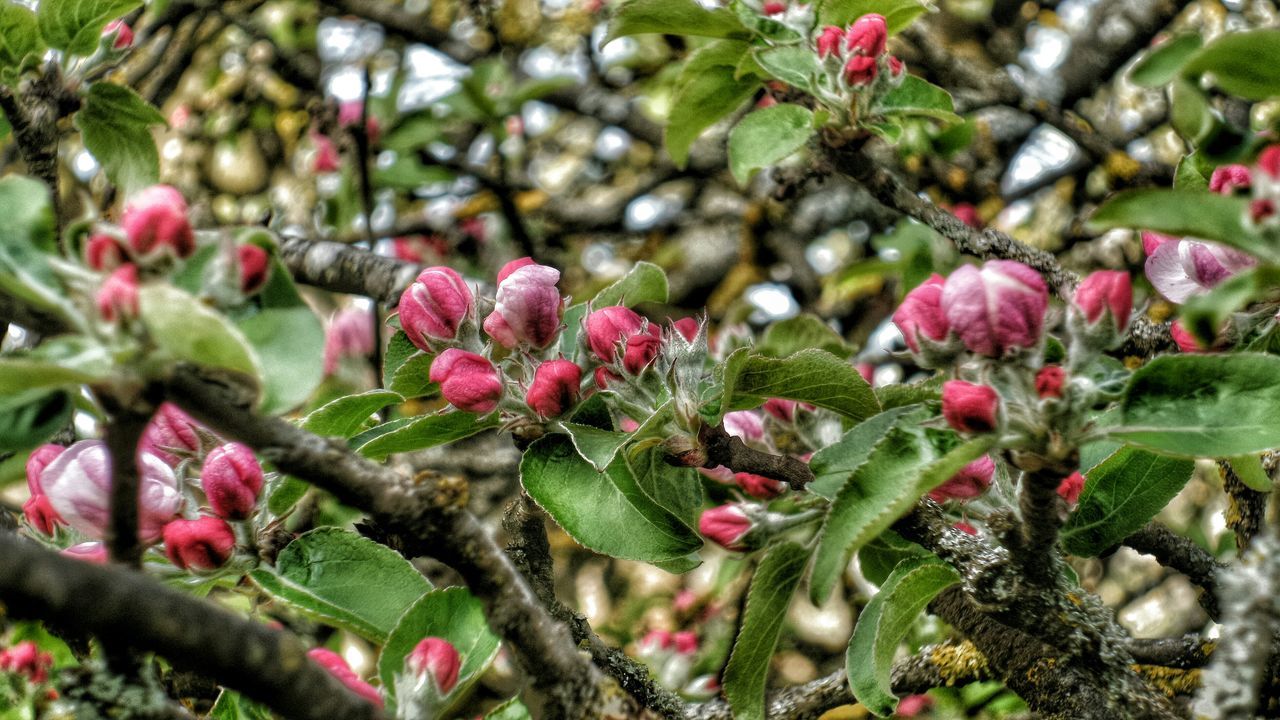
left=0, top=641, right=53, bottom=684
left=815, top=14, right=904, bottom=87
left=308, top=647, right=384, bottom=708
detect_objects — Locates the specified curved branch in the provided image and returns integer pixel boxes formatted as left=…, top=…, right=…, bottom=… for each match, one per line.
left=277, top=237, right=421, bottom=307
left=698, top=424, right=815, bottom=491
left=1123, top=522, right=1224, bottom=620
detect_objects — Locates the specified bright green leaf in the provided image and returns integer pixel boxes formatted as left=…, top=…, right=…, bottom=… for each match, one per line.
left=1183, top=29, right=1280, bottom=101
left=1170, top=77, right=1214, bottom=146
left=666, top=41, right=760, bottom=169
left=357, top=411, right=499, bottom=460
left=236, top=257, right=326, bottom=415
left=807, top=406, right=926, bottom=499
left=1088, top=189, right=1276, bottom=262
left=75, top=82, right=165, bottom=196
left=626, top=445, right=705, bottom=530
left=0, top=4, right=44, bottom=82
left=558, top=421, right=630, bottom=472
left=857, top=530, right=932, bottom=586
left=591, top=261, right=670, bottom=307
left=728, top=103, right=814, bottom=186
left=756, top=314, right=850, bottom=358
left=872, top=76, right=960, bottom=124
left=1129, top=33, right=1202, bottom=87
left=139, top=284, right=263, bottom=387
left=754, top=46, right=820, bottom=90
left=605, top=0, right=746, bottom=42
left=1060, top=447, right=1195, bottom=556
left=0, top=336, right=112, bottom=394
left=302, top=390, right=403, bottom=439
left=0, top=389, right=72, bottom=452
left=37, top=0, right=141, bottom=55
left=727, top=349, right=880, bottom=422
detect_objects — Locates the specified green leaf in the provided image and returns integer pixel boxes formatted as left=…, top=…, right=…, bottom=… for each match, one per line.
left=754, top=46, right=821, bottom=90
left=236, top=257, right=326, bottom=415
left=591, top=261, right=670, bottom=307
left=249, top=528, right=432, bottom=643
left=857, top=530, right=931, bottom=586
left=727, top=349, right=880, bottom=422
left=728, top=104, right=814, bottom=186
left=846, top=556, right=960, bottom=716
left=810, top=429, right=993, bottom=603
left=0, top=4, right=44, bottom=82
left=1170, top=77, right=1214, bottom=146
left=0, top=336, right=112, bottom=394
left=1180, top=266, right=1280, bottom=345
left=1183, top=29, right=1280, bottom=101
left=0, top=389, right=72, bottom=452
left=817, top=0, right=927, bottom=32
left=807, top=406, right=926, bottom=499
left=1060, top=447, right=1195, bottom=556
left=872, top=75, right=960, bottom=123
left=75, top=82, right=165, bottom=196
left=1129, top=34, right=1203, bottom=87
left=874, top=375, right=942, bottom=410
left=373, top=155, right=455, bottom=190
left=626, top=445, right=705, bottom=530
left=521, top=434, right=702, bottom=571
left=0, top=176, right=62, bottom=315
left=37, top=0, right=141, bottom=55
left=1228, top=453, right=1272, bottom=493
left=605, top=0, right=746, bottom=42
left=722, top=542, right=810, bottom=720
left=357, top=411, right=499, bottom=460
left=558, top=421, right=630, bottom=472
left=349, top=416, right=414, bottom=450
left=139, top=285, right=263, bottom=386
left=666, top=41, right=760, bottom=169
left=485, top=698, right=532, bottom=720
left=265, top=475, right=309, bottom=517
left=1173, top=152, right=1210, bottom=192
left=209, top=691, right=272, bottom=720
left=559, top=302, right=589, bottom=357
left=1113, top=353, right=1280, bottom=457
left=379, top=587, right=501, bottom=714
left=302, top=390, right=403, bottom=438
left=1088, top=189, right=1276, bottom=263
left=756, top=315, right=850, bottom=358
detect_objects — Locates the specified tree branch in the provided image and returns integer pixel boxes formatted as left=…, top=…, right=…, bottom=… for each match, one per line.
left=1123, top=522, right=1224, bottom=621
left=101, top=397, right=155, bottom=567
left=698, top=424, right=814, bottom=491
left=277, top=236, right=421, bottom=306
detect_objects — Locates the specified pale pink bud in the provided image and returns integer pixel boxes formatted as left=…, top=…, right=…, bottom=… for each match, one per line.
left=928, top=455, right=994, bottom=502
left=41, top=440, right=184, bottom=542
left=102, top=20, right=133, bottom=49
left=941, top=260, right=1048, bottom=356
left=201, top=442, right=264, bottom=520
left=1057, top=471, right=1085, bottom=505
left=84, top=233, right=127, bottom=271
left=585, top=306, right=645, bottom=363
left=526, top=359, right=582, bottom=418
left=308, top=647, right=384, bottom=708
left=673, top=590, right=697, bottom=613
left=406, top=637, right=461, bottom=695
left=312, top=133, right=340, bottom=173
left=673, top=317, right=699, bottom=342
left=816, top=25, right=844, bottom=58
left=892, top=273, right=949, bottom=353
left=23, top=494, right=60, bottom=535
left=734, top=472, right=785, bottom=499
left=723, top=411, right=765, bottom=443
left=62, top=542, right=108, bottom=564
left=141, top=402, right=205, bottom=466
left=698, top=504, right=752, bottom=551
left=0, top=642, right=52, bottom=684
left=896, top=694, right=934, bottom=717
left=1144, top=238, right=1254, bottom=303
left=941, top=381, right=999, bottom=434
left=1209, top=164, right=1251, bottom=195
left=429, top=349, right=503, bottom=413
left=843, top=55, right=877, bottom=85
left=484, top=258, right=563, bottom=348
left=237, top=244, right=271, bottom=296
left=1141, top=231, right=1177, bottom=256
left=121, top=185, right=195, bottom=260
left=620, top=417, right=640, bottom=432
left=845, top=14, right=887, bottom=57
left=1074, top=270, right=1132, bottom=333
left=1035, top=365, right=1066, bottom=399
left=26, top=444, right=64, bottom=496
left=96, top=264, right=139, bottom=323
left=163, top=516, right=236, bottom=570
left=323, top=308, right=375, bottom=376
left=398, top=266, right=474, bottom=352
left=672, top=630, right=698, bottom=655
left=622, top=330, right=662, bottom=374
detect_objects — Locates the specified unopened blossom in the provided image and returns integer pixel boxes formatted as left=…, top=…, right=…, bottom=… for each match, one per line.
left=844, top=13, right=886, bottom=57
left=816, top=25, right=844, bottom=58
left=673, top=317, right=699, bottom=342
left=622, top=331, right=662, bottom=374
left=941, top=381, right=999, bottom=434
left=237, top=245, right=271, bottom=296
left=308, top=648, right=384, bottom=707
left=941, top=260, right=1048, bottom=356
left=1057, top=471, right=1085, bottom=505
left=406, top=637, right=461, bottom=695
left=843, top=55, right=877, bottom=85
left=84, top=234, right=127, bottom=271
left=1073, top=270, right=1132, bottom=332
left=201, top=442, right=264, bottom=520
left=928, top=455, right=995, bottom=502
left=323, top=308, right=375, bottom=376
left=484, top=258, right=563, bottom=348
left=0, top=642, right=52, bottom=684
left=41, top=440, right=183, bottom=542
left=23, top=494, right=60, bottom=535
left=892, top=273, right=950, bottom=355
left=311, top=133, right=340, bottom=173
left=585, top=306, right=645, bottom=363
left=735, top=472, right=785, bottom=499
left=121, top=185, right=196, bottom=260
left=525, top=359, right=582, bottom=418
left=399, top=266, right=474, bottom=352
left=429, top=349, right=503, bottom=413
left=699, top=504, right=753, bottom=551
left=723, top=411, right=765, bottom=443
left=163, top=516, right=236, bottom=570
left=26, top=444, right=63, bottom=496
left=96, top=264, right=140, bottom=323
left=102, top=20, right=133, bottom=49
left=1209, top=164, right=1251, bottom=195
left=140, top=402, right=205, bottom=466
left=1035, top=365, right=1067, bottom=399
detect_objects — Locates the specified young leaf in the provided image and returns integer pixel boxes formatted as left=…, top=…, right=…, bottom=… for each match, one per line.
left=1129, top=34, right=1202, bottom=87
left=604, top=0, right=746, bottom=42
left=75, top=82, right=166, bottom=196
left=809, top=428, right=993, bottom=603
left=807, top=406, right=926, bottom=499
left=379, top=587, right=501, bottom=714
left=666, top=41, right=760, bottom=169
left=1060, top=447, right=1195, bottom=557
left=0, top=4, right=44, bottom=82
left=236, top=257, right=326, bottom=415
left=249, top=528, right=433, bottom=643
left=857, top=530, right=932, bottom=586
left=754, top=46, right=821, bottom=90
left=726, top=349, right=880, bottom=422
left=1114, top=353, right=1280, bottom=457
left=591, top=261, right=670, bottom=307
left=0, top=176, right=61, bottom=313
left=872, top=76, right=961, bottom=124
left=1182, top=29, right=1280, bottom=101
left=302, top=390, right=403, bottom=438
left=1170, top=78, right=1214, bottom=146
left=0, top=389, right=72, bottom=452
left=846, top=556, right=960, bottom=716
left=356, top=411, right=499, bottom=460
left=722, top=542, right=810, bottom=720
left=37, top=0, right=140, bottom=55
left=817, top=0, right=927, bottom=32
left=756, top=314, right=850, bottom=359
left=626, top=445, right=705, bottom=530
left=0, top=336, right=112, bottom=394
left=1088, top=189, right=1276, bottom=262
left=139, top=285, right=263, bottom=388
left=521, top=434, right=702, bottom=572
left=728, top=103, right=814, bottom=186
left=558, top=421, right=630, bottom=472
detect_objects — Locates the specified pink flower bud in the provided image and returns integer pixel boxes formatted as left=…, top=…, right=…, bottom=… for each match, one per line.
left=484, top=258, right=563, bottom=348
left=526, top=359, right=582, bottom=418
left=1035, top=365, right=1066, bottom=399
left=41, top=440, right=184, bottom=543
left=141, top=403, right=205, bottom=466
left=734, top=472, right=785, bottom=499
left=1057, top=471, right=1085, bottom=505
left=585, top=306, right=645, bottom=363
left=941, top=381, right=999, bottom=434
left=856, top=363, right=874, bottom=383
left=763, top=398, right=797, bottom=422
left=941, top=260, right=1048, bottom=356
left=23, top=493, right=60, bottom=535
left=672, top=630, right=698, bottom=655
left=398, top=266, right=474, bottom=352
left=323, top=308, right=375, bottom=376
left=162, top=516, right=236, bottom=570
left=201, top=442, right=264, bottom=520
left=1073, top=270, right=1132, bottom=331
left=928, top=455, right=995, bottom=502
left=1170, top=318, right=1207, bottom=353
left=843, top=55, right=877, bottom=85
left=594, top=366, right=618, bottom=390
left=816, top=25, right=844, bottom=58
left=406, top=637, right=461, bottom=695
left=312, top=133, right=340, bottom=173
left=723, top=411, right=765, bottom=443
left=673, top=317, right=699, bottom=342
left=308, top=648, right=384, bottom=708
left=1144, top=238, right=1254, bottom=303
left=887, top=55, right=905, bottom=79
left=845, top=14, right=887, bottom=57
left=102, top=20, right=133, bottom=49
left=950, top=203, right=982, bottom=229
left=1209, top=164, right=1251, bottom=195
left=699, top=504, right=752, bottom=551
left=0, top=642, right=52, bottom=684
left=429, top=349, right=503, bottom=413
left=62, top=542, right=108, bottom=564
left=237, top=245, right=271, bottom=296
left=892, top=273, right=949, bottom=354
left=953, top=521, right=978, bottom=536
left=1258, top=145, right=1280, bottom=180
left=338, top=101, right=381, bottom=143
left=638, top=629, right=673, bottom=655
left=1141, top=231, right=1176, bottom=256
left=121, top=185, right=196, bottom=260
left=762, top=1, right=785, bottom=14
left=84, top=233, right=126, bottom=271
left=26, top=444, right=64, bottom=496
left=896, top=694, right=934, bottom=717
left=1250, top=198, right=1277, bottom=224
left=96, top=264, right=139, bottom=323
left=622, top=330, right=662, bottom=374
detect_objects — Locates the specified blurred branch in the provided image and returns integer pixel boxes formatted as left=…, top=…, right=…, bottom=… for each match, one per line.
left=1123, top=522, right=1224, bottom=620
left=277, top=236, right=421, bottom=306
left=101, top=397, right=155, bottom=568
left=0, top=64, right=78, bottom=242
